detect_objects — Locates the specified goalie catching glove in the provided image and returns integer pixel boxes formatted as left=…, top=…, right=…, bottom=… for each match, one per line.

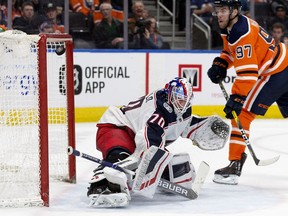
left=182, top=115, right=230, bottom=150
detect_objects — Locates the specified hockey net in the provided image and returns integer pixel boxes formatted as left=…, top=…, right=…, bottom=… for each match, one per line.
left=0, top=30, right=76, bottom=207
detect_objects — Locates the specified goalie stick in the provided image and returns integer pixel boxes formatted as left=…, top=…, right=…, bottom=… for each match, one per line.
left=67, top=146, right=209, bottom=200
left=219, top=81, right=280, bottom=166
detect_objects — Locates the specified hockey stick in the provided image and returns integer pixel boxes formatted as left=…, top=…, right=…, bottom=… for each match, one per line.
left=67, top=146, right=209, bottom=200
left=219, top=81, right=280, bottom=166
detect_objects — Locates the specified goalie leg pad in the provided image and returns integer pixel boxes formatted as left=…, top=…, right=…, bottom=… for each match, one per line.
left=162, top=153, right=196, bottom=189
left=132, top=146, right=173, bottom=198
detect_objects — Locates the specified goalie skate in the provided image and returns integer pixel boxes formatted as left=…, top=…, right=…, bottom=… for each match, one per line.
left=87, top=164, right=131, bottom=208
left=88, top=191, right=129, bottom=208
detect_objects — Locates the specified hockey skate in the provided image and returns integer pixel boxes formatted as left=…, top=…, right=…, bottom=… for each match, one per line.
left=87, top=166, right=130, bottom=208
left=213, top=152, right=247, bottom=185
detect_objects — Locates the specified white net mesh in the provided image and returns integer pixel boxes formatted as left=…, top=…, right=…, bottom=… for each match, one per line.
left=47, top=42, right=70, bottom=181
left=0, top=30, right=74, bottom=207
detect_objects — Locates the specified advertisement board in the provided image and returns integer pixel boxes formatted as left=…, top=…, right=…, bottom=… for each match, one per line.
left=73, top=51, right=236, bottom=107
left=73, top=52, right=147, bottom=107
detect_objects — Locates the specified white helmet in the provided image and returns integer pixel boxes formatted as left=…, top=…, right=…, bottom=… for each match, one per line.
left=165, top=77, right=193, bottom=115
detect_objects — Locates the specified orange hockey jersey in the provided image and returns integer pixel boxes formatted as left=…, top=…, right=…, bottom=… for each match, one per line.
left=219, top=15, right=288, bottom=96
left=70, top=0, right=124, bottom=23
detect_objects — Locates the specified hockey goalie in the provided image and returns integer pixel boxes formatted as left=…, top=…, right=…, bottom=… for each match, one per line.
left=87, top=77, right=230, bottom=207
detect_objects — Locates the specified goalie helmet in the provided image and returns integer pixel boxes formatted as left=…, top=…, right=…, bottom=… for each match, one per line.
left=165, top=77, right=193, bottom=115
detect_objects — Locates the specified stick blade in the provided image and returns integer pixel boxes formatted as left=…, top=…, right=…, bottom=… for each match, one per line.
left=257, top=155, right=280, bottom=166
left=192, top=161, right=210, bottom=195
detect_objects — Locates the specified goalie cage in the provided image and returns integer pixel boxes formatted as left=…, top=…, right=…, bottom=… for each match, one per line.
left=0, top=30, right=76, bottom=207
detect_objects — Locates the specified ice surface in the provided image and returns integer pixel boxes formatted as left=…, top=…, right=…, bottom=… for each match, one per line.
left=1, top=119, right=288, bottom=216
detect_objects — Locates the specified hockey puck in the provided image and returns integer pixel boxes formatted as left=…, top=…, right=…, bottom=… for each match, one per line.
left=55, top=45, right=66, bottom=55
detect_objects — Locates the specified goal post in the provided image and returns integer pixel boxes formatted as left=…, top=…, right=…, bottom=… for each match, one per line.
left=0, top=30, right=76, bottom=207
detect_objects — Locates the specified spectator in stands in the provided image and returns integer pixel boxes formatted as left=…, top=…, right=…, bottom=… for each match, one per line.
left=41, top=2, right=64, bottom=33
left=12, top=1, right=40, bottom=34
left=39, top=21, right=54, bottom=33
left=70, top=0, right=124, bottom=24
left=37, top=0, right=63, bottom=15
left=0, top=0, right=21, bottom=26
left=270, top=0, right=288, bottom=15
left=174, top=0, right=213, bottom=32
left=70, top=0, right=99, bottom=23
left=106, top=0, right=125, bottom=21
left=0, top=7, right=7, bottom=26
left=111, top=0, right=133, bottom=17
left=128, top=0, right=148, bottom=37
left=132, top=16, right=165, bottom=49
left=55, top=2, right=64, bottom=16
left=30, top=0, right=40, bottom=13
left=92, top=2, right=124, bottom=49
left=192, top=0, right=213, bottom=25
left=271, top=22, right=286, bottom=45
left=269, top=3, right=288, bottom=30
left=42, top=1, right=65, bottom=25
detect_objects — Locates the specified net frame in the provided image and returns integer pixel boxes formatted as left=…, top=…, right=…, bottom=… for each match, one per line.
left=0, top=31, right=76, bottom=207
left=38, top=33, right=76, bottom=206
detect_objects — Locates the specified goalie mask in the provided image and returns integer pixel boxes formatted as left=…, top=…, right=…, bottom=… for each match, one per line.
left=165, top=77, right=193, bottom=115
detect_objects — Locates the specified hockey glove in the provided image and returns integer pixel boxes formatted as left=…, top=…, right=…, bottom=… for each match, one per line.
left=207, top=57, right=228, bottom=84
left=224, top=94, right=246, bottom=119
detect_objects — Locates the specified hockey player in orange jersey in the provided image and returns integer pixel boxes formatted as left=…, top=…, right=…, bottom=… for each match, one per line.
left=207, top=0, right=288, bottom=185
